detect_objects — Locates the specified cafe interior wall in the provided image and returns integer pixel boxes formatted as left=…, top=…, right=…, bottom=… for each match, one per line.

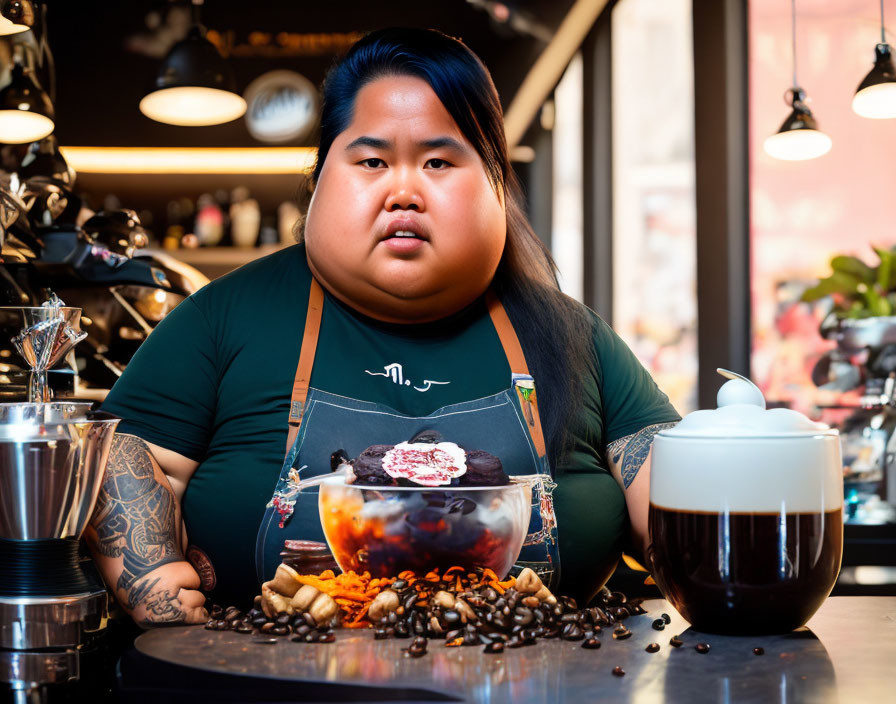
left=750, top=0, right=896, bottom=415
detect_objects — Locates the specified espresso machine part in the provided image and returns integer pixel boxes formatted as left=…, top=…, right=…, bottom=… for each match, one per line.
left=0, top=392, right=119, bottom=698
left=1, top=298, right=87, bottom=403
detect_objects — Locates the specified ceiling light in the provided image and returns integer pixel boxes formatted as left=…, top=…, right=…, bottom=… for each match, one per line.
left=0, top=60, right=54, bottom=144
left=852, top=1, right=896, bottom=118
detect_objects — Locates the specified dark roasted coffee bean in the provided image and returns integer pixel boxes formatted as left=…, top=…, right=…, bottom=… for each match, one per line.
left=303, top=613, right=316, bottom=627
left=591, top=625, right=602, bottom=635
left=560, top=613, right=579, bottom=624
left=413, top=621, right=425, bottom=635
left=295, top=624, right=311, bottom=636
left=487, top=632, right=508, bottom=642
left=533, top=608, right=545, bottom=624
left=612, top=666, right=625, bottom=677
left=612, top=591, right=627, bottom=604
left=305, top=632, right=320, bottom=643
left=463, top=633, right=479, bottom=646
left=552, top=605, right=564, bottom=618
left=446, top=629, right=462, bottom=641
left=387, top=611, right=399, bottom=624
left=695, top=643, right=710, bottom=654
left=275, top=614, right=291, bottom=627
left=272, top=626, right=290, bottom=636
left=582, top=638, right=601, bottom=650
left=753, top=647, right=764, bottom=656
left=484, top=641, right=505, bottom=654
left=513, top=607, right=534, bottom=626
left=319, top=632, right=336, bottom=643
left=521, top=628, right=538, bottom=643
left=652, top=619, right=666, bottom=631
left=248, top=608, right=263, bottom=620
left=394, top=623, right=410, bottom=638
left=210, top=605, right=224, bottom=619
left=392, top=579, right=408, bottom=591
left=542, top=626, right=560, bottom=639
left=443, top=610, right=460, bottom=625
left=669, top=635, right=683, bottom=648
left=404, top=594, right=418, bottom=610
left=646, top=643, right=660, bottom=653
left=259, top=622, right=274, bottom=633
left=661, top=613, right=671, bottom=624
left=483, top=588, right=498, bottom=602
left=506, top=636, right=525, bottom=648
left=204, top=620, right=216, bottom=630
left=290, top=634, right=305, bottom=643
left=560, top=596, right=578, bottom=611
left=224, top=606, right=240, bottom=617
left=251, top=617, right=268, bottom=629
left=374, top=628, right=388, bottom=640
left=236, top=624, right=253, bottom=634
left=612, top=627, right=632, bottom=640
left=561, top=624, right=585, bottom=641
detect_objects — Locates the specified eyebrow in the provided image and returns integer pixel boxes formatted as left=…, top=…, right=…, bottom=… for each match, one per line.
left=344, top=136, right=470, bottom=154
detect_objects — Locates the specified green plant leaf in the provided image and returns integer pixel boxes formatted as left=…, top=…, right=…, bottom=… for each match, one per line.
left=874, top=246, right=896, bottom=290
left=830, top=255, right=876, bottom=284
left=800, top=270, right=863, bottom=302
left=862, top=285, right=893, bottom=316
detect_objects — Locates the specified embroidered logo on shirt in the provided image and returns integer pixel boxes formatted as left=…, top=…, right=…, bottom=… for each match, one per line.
left=365, top=362, right=450, bottom=393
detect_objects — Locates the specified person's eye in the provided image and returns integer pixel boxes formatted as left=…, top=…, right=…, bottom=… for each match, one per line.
left=359, top=158, right=385, bottom=168
left=425, top=158, right=452, bottom=169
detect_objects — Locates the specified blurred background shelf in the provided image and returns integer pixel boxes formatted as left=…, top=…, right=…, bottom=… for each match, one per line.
left=164, top=244, right=292, bottom=279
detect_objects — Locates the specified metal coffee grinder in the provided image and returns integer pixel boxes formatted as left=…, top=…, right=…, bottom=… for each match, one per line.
left=0, top=300, right=119, bottom=702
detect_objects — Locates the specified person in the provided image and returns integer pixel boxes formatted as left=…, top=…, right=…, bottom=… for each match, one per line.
left=85, top=27, right=679, bottom=627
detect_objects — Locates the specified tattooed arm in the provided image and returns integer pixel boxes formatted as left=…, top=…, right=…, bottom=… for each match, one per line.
left=606, top=422, right=678, bottom=557
left=84, top=433, right=207, bottom=627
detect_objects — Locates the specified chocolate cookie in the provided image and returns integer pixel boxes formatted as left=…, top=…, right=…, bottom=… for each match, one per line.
left=353, top=444, right=395, bottom=485
left=460, top=450, right=509, bottom=486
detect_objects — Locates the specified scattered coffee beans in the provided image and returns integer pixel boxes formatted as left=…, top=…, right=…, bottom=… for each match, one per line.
left=645, top=643, right=660, bottom=653
left=753, top=647, right=764, bottom=656
left=612, top=666, right=625, bottom=677
left=581, top=638, right=601, bottom=649
left=695, top=643, right=710, bottom=654
left=651, top=619, right=665, bottom=631
left=669, top=635, right=683, bottom=648
left=661, top=613, right=671, bottom=624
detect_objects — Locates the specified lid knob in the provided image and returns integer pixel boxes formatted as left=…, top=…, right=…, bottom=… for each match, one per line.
left=716, top=368, right=766, bottom=409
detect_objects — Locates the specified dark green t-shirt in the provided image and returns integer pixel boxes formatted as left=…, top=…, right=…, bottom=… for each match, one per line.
left=102, top=244, right=679, bottom=604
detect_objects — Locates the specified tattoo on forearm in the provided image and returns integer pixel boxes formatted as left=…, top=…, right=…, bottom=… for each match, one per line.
left=88, top=434, right=183, bottom=616
left=607, top=422, right=678, bottom=489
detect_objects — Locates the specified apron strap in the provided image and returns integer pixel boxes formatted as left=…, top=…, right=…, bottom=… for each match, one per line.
left=286, top=278, right=324, bottom=455
left=485, top=291, right=548, bottom=459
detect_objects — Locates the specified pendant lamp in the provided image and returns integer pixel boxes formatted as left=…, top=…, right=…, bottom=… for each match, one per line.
left=0, top=0, right=34, bottom=36
left=763, top=0, right=832, bottom=161
left=0, top=59, right=54, bottom=144
left=852, top=0, right=896, bottom=118
left=139, top=0, right=246, bottom=127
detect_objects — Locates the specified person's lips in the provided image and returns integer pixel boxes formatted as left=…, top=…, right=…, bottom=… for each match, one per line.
left=379, top=218, right=430, bottom=254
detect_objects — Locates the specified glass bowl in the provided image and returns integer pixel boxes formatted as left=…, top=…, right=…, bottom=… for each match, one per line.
left=318, top=475, right=532, bottom=579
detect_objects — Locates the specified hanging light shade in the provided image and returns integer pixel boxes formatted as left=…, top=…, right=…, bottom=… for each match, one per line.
left=853, top=43, right=896, bottom=118
left=765, top=0, right=831, bottom=161
left=0, top=0, right=35, bottom=36
left=0, top=61, right=54, bottom=144
left=139, top=24, right=246, bottom=127
left=764, top=88, right=832, bottom=161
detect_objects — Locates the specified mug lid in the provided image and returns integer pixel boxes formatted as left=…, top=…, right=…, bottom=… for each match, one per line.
left=659, top=369, right=836, bottom=438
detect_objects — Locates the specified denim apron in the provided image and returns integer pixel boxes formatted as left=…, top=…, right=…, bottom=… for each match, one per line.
left=254, top=279, right=560, bottom=588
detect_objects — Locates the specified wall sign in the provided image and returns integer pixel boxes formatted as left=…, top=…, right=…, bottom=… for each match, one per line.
left=243, top=70, right=318, bottom=144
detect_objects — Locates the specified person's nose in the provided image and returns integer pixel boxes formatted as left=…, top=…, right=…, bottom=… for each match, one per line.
left=384, top=165, right=424, bottom=212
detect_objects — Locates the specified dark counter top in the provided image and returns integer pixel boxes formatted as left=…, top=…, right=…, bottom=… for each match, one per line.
left=130, top=597, right=896, bottom=703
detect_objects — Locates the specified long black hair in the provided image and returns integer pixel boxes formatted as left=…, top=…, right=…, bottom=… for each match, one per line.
left=307, top=27, right=595, bottom=469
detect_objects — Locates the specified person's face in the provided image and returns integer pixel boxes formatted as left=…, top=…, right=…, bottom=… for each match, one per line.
left=304, top=74, right=506, bottom=323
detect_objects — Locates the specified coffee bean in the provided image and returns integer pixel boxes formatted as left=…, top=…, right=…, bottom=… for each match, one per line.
left=248, top=608, right=263, bottom=620
left=542, top=627, right=560, bottom=639
left=669, top=635, right=683, bottom=648
left=272, top=626, right=290, bottom=636
left=404, top=594, right=418, bottom=610
left=661, top=613, right=671, bottom=624
left=695, top=643, right=710, bottom=654
left=753, top=647, right=764, bottom=656
left=210, top=605, right=224, bottom=618
left=652, top=619, right=666, bottom=631
left=483, top=588, right=498, bottom=602
left=560, top=613, right=579, bottom=624
left=260, top=622, right=274, bottom=633
left=394, top=622, right=410, bottom=638
left=319, top=632, right=336, bottom=643
left=295, top=624, right=311, bottom=636
left=612, top=591, right=627, bottom=604
left=374, top=629, right=388, bottom=640
left=250, top=617, right=267, bottom=629
left=236, top=624, right=254, bottom=634
left=612, top=627, right=632, bottom=641
left=445, top=629, right=462, bottom=642
left=506, top=636, right=525, bottom=648
left=513, top=607, right=534, bottom=626
left=581, top=638, right=601, bottom=650
left=463, top=633, right=479, bottom=646
left=305, top=633, right=320, bottom=643
left=612, top=667, right=625, bottom=677
left=392, top=579, right=408, bottom=591
left=484, top=641, right=505, bottom=654
left=646, top=643, right=660, bottom=653
left=443, top=610, right=461, bottom=625
left=561, top=624, right=585, bottom=641
left=275, top=614, right=291, bottom=627
left=494, top=598, right=506, bottom=610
